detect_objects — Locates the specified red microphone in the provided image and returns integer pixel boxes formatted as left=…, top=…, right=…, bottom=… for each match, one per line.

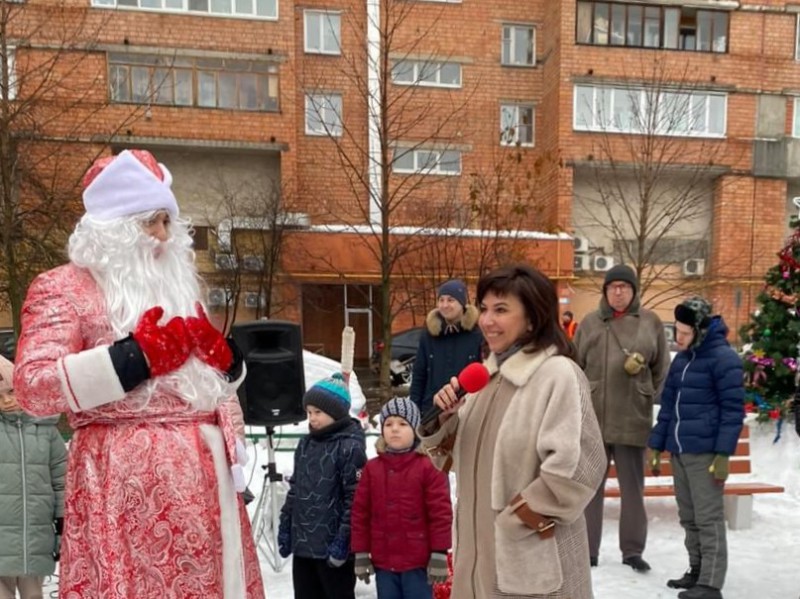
left=421, top=362, right=491, bottom=426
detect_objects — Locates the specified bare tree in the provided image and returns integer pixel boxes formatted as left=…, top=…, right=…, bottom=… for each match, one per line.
left=572, top=56, right=741, bottom=307
left=397, top=144, right=557, bottom=311
left=301, top=0, right=490, bottom=391
left=0, top=0, right=148, bottom=335
left=206, top=176, right=297, bottom=333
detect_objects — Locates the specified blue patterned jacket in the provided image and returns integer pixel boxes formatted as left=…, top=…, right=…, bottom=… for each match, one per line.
left=279, top=417, right=367, bottom=560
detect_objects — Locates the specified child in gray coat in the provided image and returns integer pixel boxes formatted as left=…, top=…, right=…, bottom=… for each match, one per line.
left=0, top=355, right=67, bottom=599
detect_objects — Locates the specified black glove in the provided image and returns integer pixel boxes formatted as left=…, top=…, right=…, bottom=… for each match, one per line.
left=53, top=517, right=64, bottom=561
left=793, top=393, right=800, bottom=438
left=278, top=520, right=291, bottom=558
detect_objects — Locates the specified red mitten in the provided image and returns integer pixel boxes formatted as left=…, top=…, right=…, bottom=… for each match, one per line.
left=132, top=307, right=192, bottom=377
left=186, top=303, right=233, bottom=372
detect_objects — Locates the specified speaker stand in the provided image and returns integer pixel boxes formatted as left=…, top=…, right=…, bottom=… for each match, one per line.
left=250, top=426, right=286, bottom=573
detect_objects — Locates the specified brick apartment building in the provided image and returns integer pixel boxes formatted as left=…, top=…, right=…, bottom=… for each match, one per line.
left=1, top=0, right=799, bottom=363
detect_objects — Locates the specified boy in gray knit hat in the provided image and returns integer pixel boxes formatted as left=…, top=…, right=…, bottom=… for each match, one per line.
left=351, top=396, right=452, bottom=598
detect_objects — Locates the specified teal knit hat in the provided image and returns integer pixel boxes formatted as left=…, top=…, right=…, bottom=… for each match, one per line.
left=303, top=372, right=351, bottom=420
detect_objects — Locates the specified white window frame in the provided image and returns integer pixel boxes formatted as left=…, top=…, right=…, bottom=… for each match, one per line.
left=392, top=148, right=462, bottom=176
left=3, top=48, right=16, bottom=101
left=793, top=98, right=800, bottom=138
left=304, top=10, right=341, bottom=55
left=573, top=84, right=727, bottom=138
left=502, top=24, right=536, bottom=67
left=305, top=93, right=343, bottom=137
left=90, top=0, right=278, bottom=20
left=796, top=14, right=800, bottom=61
left=391, top=60, right=462, bottom=88
left=500, top=104, right=535, bottom=146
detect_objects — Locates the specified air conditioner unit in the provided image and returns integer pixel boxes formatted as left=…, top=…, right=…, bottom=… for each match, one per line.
left=242, top=256, right=265, bottom=272
left=208, top=288, right=228, bottom=307
left=244, top=292, right=265, bottom=309
left=682, top=258, right=706, bottom=277
left=573, top=236, right=591, bottom=253
left=214, top=253, right=236, bottom=270
left=574, top=254, right=591, bottom=271
left=593, top=255, right=615, bottom=272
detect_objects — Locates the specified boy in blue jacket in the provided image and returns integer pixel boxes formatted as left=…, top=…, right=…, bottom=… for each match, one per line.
left=278, top=372, right=367, bottom=599
left=648, top=297, right=744, bottom=599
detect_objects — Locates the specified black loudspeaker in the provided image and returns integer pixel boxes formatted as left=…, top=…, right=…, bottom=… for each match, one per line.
left=230, top=321, right=306, bottom=427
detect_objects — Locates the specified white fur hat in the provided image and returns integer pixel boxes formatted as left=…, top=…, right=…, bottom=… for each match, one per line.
left=82, top=150, right=179, bottom=221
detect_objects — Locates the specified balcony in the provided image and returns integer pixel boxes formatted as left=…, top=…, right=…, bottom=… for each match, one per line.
left=753, top=138, right=800, bottom=179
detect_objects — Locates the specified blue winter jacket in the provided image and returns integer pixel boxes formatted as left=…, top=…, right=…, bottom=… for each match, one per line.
left=410, top=306, right=484, bottom=414
left=648, top=316, right=744, bottom=456
left=279, top=417, right=367, bottom=560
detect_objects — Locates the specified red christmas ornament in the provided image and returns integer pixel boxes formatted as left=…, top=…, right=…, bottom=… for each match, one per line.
left=744, top=403, right=755, bottom=413
left=769, top=408, right=780, bottom=420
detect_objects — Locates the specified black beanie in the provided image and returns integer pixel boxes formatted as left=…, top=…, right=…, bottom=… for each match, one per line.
left=603, top=264, right=638, bottom=294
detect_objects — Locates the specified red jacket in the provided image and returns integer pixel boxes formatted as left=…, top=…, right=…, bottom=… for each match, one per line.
left=351, top=442, right=452, bottom=572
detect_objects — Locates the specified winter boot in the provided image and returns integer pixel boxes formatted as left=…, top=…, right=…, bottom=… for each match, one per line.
left=667, top=564, right=701, bottom=589
left=678, top=584, right=723, bottom=599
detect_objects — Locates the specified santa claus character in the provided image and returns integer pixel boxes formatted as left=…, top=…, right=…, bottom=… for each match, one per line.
left=13, top=150, right=265, bottom=598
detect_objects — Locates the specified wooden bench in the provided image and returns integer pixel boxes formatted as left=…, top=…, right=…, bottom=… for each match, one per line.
left=604, top=425, right=784, bottom=530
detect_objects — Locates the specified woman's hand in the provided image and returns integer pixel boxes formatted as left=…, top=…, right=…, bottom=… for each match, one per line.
left=434, top=376, right=464, bottom=424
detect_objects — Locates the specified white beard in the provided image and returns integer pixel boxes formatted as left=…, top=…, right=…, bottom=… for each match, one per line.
left=68, top=214, right=236, bottom=411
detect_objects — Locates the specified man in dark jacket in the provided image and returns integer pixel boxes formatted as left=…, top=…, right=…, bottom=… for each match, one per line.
left=409, top=279, right=483, bottom=415
left=574, top=264, right=670, bottom=572
left=648, top=297, right=744, bottom=599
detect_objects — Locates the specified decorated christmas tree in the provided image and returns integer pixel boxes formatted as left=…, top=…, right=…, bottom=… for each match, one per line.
left=740, top=216, right=800, bottom=422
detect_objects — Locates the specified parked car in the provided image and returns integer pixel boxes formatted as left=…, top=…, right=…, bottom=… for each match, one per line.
left=0, top=329, right=14, bottom=361
left=371, top=326, right=424, bottom=386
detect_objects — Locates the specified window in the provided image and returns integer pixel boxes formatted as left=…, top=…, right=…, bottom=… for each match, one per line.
left=575, top=2, right=728, bottom=53
left=3, top=48, right=15, bottom=101
left=500, top=104, right=535, bottom=146
left=502, top=25, right=535, bottom=66
left=109, top=53, right=279, bottom=112
left=304, top=11, right=341, bottom=55
left=392, top=148, right=462, bottom=175
left=390, top=60, right=461, bottom=88
left=793, top=98, right=800, bottom=138
left=93, top=0, right=277, bottom=19
left=305, top=93, right=343, bottom=136
left=573, top=84, right=727, bottom=137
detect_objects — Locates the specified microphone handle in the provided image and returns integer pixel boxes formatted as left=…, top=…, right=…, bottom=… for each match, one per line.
left=420, top=387, right=467, bottom=426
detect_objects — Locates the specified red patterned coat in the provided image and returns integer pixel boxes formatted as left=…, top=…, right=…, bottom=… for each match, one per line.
left=13, top=264, right=265, bottom=599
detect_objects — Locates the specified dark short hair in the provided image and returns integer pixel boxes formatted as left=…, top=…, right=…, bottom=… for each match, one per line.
left=476, top=264, right=574, bottom=359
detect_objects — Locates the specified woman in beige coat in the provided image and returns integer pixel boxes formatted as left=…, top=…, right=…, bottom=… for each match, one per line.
left=420, top=264, right=607, bottom=599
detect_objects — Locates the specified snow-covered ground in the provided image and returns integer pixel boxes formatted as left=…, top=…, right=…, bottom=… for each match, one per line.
left=42, top=415, right=800, bottom=598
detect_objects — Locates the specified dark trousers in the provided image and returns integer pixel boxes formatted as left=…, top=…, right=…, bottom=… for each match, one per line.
left=292, top=556, right=356, bottom=599
left=585, top=444, right=648, bottom=560
left=375, top=568, right=432, bottom=599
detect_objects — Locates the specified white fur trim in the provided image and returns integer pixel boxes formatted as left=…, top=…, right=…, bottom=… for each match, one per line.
left=82, top=150, right=179, bottom=221
left=59, top=345, right=126, bottom=412
left=231, top=464, right=247, bottom=493
left=200, top=425, right=246, bottom=599
left=235, top=439, right=248, bottom=466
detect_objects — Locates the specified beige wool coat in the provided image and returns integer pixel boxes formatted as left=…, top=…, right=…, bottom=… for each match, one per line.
left=419, top=346, right=606, bottom=598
